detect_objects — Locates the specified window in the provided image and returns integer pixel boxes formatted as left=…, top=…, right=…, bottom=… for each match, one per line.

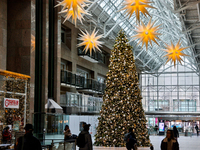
left=61, top=62, right=66, bottom=70
left=61, top=26, right=71, bottom=50
left=97, top=75, right=106, bottom=83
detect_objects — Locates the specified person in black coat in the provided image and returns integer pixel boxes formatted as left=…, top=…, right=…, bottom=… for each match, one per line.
left=124, top=127, right=137, bottom=150
left=15, top=124, right=42, bottom=150
left=173, top=126, right=179, bottom=140
left=195, top=125, right=199, bottom=136
left=161, top=129, right=179, bottom=150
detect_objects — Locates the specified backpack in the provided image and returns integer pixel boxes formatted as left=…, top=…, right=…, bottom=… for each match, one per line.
left=124, top=133, right=130, bottom=142
left=77, top=133, right=86, bottom=148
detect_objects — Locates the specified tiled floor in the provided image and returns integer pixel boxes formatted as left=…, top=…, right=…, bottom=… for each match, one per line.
left=150, top=135, right=200, bottom=150
left=93, top=135, right=200, bottom=150
left=45, top=134, right=200, bottom=150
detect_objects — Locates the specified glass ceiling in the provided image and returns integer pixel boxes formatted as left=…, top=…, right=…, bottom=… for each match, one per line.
left=85, top=0, right=198, bottom=73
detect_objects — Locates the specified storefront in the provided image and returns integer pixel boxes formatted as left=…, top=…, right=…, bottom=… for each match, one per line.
left=0, top=70, right=30, bottom=143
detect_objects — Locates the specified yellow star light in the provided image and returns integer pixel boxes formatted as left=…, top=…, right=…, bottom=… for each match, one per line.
left=163, top=40, right=189, bottom=67
left=77, top=29, right=103, bottom=56
left=132, top=18, right=161, bottom=50
left=120, top=0, right=155, bottom=22
left=55, top=0, right=91, bottom=15
left=60, top=5, right=91, bottom=26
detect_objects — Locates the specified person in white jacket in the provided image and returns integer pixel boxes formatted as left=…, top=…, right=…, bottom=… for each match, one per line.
left=79, top=124, right=93, bottom=150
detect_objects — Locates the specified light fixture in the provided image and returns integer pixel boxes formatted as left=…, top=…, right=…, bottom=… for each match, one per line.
left=132, top=18, right=161, bottom=50
left=60, top=5, right=91, bottom=26
left=77, top=29, right=103, bottom=56
left=120, top=0, right=155, bottom=22
left=163, top=40, right=189, bottom=67
left=55, top=0, right=91, bottom=26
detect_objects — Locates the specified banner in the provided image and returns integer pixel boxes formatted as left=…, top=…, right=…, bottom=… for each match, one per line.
left=4, top=98, right=19, bottom=109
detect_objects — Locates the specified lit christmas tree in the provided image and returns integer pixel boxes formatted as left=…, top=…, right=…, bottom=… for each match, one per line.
left=95, top=30, right=150, bottom=147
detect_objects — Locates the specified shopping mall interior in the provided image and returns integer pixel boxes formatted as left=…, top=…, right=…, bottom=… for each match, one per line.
left=0, top=0, right=200, bottom=149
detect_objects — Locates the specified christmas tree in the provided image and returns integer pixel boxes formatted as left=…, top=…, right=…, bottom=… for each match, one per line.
left=95, top=30, right=150, bottom=147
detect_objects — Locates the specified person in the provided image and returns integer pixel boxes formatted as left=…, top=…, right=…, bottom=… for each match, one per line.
left=173, top=126, right=179, bottom=140
left=124, top=127, right=137, bottom=150
left=155, top=125, right=158, bottom=134
left=195, top=125, right=199, bottom=136
left=161, top=129, right=179, bottom=150
left=15, top=124, right=42, bottom=150
left=64, top=125, right=72, bottom=140
left=79, top=124, right=93, bottom=150
left=2, top=126, right=11, bottom=144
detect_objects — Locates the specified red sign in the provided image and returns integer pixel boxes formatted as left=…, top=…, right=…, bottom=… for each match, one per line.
left=4, top=98, right=19, bottom=109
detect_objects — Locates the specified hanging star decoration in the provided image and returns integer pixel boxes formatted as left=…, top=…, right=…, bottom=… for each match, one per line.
left=60, top=5, right=91, bottom=26
left=77, top=29, right=103, bottom=56
left=163, top=40, right=189, bottom=67
left=55, top=0, right=91, bottom=26
left=132, top=18, right=161, bottom=50
left=120, top=0, right=155, bottom=22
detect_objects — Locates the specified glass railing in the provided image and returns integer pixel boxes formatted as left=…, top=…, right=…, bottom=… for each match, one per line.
left=61, top=70, right=106, bottom=94
left=60, top=92, right=103, bottom=114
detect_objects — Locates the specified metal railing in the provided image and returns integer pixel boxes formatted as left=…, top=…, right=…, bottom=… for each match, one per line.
left=61, top=70, right=106, bottom=94
left=78, top=47, right=99, bottom=61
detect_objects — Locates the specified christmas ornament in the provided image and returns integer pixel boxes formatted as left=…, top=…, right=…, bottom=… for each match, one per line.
left=77, top=29, right=103, bottom=55
left=120, top=0, right=155, bottom=22
left=55, top=0, right=91, bottom=26
left=163, top=40, right=189, bottom=67
left=55, top=0, right=91, bottom=13
left=132, top=18, right=161, bottom=50
left=59, top=5, right=91, bottom=26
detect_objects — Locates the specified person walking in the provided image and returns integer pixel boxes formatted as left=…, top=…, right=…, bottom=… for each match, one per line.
left=195, top=125, right=199, bottom=136
left=2, top=126, right=11, bottom=144
left=173, top=126, right=179, bottom=140
left=161, top=129, right=179, bottom=150
left=124, top=127, right=137, bottom=150
left=15, top=124, right=42, bottom=150
left=64, top=125, right=72, bottom=140
left=77, top=124, right=93, bottom=150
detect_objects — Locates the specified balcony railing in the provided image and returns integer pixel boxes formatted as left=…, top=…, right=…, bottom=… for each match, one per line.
left=78, top=46, right=104, bottom=63
left=61, top=70, right=106, bottom=94
left=60, top=92, right=103, bottom=114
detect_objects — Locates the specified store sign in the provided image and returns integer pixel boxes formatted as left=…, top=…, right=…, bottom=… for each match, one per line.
left=4, top=98, right=19, bottom=109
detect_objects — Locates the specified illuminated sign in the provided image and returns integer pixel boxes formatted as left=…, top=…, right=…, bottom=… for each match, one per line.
left=159, top=122, right=165, bottom=132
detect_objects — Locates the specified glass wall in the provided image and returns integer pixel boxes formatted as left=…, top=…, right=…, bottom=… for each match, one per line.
left=141, top=64, right=199, bottom=112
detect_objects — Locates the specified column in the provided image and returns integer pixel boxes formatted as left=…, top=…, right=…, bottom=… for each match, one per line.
left=0, top=0, right=7, bottom=70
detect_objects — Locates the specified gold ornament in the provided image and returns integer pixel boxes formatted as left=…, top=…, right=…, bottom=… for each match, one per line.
left=163, top=40, right=189, bottom=67
left=77, top=29, right=103, bottom=55
left=132, top=18, right=161, bottom=50
left=120, top=0, right=155, bottom=22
